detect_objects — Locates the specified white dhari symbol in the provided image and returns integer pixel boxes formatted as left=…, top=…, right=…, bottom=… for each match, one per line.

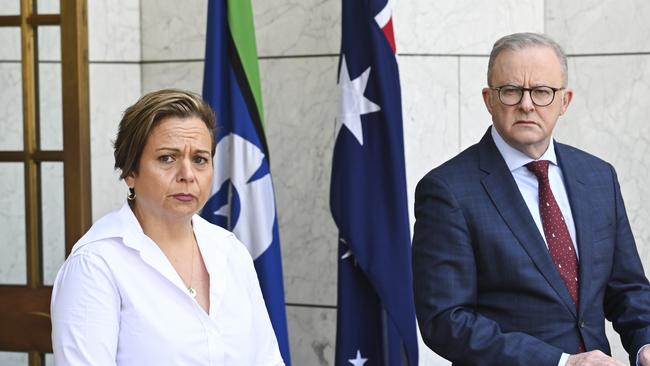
left=211, top=133, right=275, bottom=260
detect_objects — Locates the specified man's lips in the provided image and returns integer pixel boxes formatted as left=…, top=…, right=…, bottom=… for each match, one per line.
left=173, top=193, right=194, bottom=202
left=515, top=120, right=537, bottom=125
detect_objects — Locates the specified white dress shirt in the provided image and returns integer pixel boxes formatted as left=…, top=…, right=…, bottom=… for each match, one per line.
left=51, top=203, right=284, bottom=366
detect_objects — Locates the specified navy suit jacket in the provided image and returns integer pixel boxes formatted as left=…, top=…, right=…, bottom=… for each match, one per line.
left=412, top=128, right=650, bottom=365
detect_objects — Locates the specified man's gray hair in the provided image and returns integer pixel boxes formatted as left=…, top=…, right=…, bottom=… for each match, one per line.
left=487, top=32, right=568, bottom=87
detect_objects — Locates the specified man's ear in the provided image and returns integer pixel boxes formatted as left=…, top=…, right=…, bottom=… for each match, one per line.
left=482, top=88, right=494, bottom=115
left=559, top=88, right=573, bottom=116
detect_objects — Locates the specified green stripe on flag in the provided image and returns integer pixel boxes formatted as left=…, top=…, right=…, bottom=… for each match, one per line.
left=227, top=0, right=265, bottom=129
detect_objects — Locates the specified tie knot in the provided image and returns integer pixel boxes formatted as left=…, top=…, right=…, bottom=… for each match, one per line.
left=526, top=160, right=550, bottom=181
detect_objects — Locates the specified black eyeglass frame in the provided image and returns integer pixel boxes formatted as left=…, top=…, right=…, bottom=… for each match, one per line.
left=490, top=85, right=565, bottom=107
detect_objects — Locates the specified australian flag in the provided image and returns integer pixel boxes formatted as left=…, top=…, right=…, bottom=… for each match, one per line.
left=330, top=0, right=418, bottom=365
left=201, top=0, right=291, bottom=364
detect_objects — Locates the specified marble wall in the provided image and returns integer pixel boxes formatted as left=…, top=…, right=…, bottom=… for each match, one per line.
left=87, top=0, right=142, bottom=222
left=1, top=0, right=650, bottom=365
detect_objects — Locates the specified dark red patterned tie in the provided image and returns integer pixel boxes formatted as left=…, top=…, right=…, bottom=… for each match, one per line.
left=526, top=160, right=580, bottom=305
left=527, top=160, right=584, bottom=352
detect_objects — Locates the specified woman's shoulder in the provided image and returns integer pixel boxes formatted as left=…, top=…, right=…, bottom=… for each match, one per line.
left=70, top=204, right=139, bottom=257
left=68, top=236, right=127, bottom=267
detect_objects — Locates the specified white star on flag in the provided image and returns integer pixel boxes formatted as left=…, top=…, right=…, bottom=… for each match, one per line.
left=348, top=350, right=368, bottom=366
left=336, top=55, right=381, bottom=145
left=339, top=238, right=352, bottom=260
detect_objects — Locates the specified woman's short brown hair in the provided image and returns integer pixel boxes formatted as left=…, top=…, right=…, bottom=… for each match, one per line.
left=113, top=88, right=216, bottom=180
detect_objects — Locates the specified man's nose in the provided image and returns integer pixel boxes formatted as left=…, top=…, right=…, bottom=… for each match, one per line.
left=518, top=90, right=535, bottom=111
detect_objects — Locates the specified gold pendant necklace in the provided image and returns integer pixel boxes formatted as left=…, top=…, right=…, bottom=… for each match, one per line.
left=187, top=236, right=197, bottom=298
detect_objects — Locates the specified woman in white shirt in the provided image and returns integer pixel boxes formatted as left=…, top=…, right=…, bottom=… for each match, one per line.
left=51, top=89, right=284, bottom=366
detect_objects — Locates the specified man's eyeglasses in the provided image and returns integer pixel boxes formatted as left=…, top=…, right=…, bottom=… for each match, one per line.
left=491, top=85, right=564, bottom=107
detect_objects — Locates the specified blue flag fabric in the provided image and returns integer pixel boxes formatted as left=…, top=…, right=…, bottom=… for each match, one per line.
left=331, top=0, right=418, bottom=365
left=201, top=0, right=291, bottom=364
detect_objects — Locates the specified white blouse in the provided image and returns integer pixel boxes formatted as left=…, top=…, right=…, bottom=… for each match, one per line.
left=51, top=204, right=284, bottom=366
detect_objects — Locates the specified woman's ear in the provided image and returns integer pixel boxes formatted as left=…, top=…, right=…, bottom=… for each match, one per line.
left=124, top=171, right=136, bottom=189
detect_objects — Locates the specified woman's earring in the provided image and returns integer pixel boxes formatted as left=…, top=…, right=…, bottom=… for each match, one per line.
left=127, top=187, right=136, bottom=201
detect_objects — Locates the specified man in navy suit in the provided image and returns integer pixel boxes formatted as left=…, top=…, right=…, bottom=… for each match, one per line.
left=412, top=32, right=650, bottom=366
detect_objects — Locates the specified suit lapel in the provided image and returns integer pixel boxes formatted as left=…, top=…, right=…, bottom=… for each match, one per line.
left=555, top=143, right=594, bottom=318
left=478, top=130, right=578, bottom=317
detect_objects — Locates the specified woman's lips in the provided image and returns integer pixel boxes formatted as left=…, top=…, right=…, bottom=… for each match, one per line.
left=173, top=194, right=194, bottom=202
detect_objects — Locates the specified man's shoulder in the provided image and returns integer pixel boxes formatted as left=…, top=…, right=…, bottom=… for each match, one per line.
left=422, top=141, right=484, bottom=183
left=555, top=141, right=614, bottom=174
left=555, top=141, right=603, bottom=161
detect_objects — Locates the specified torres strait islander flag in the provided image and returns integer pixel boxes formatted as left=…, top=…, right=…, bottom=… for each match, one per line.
left=201, top=0, right=291, bottom=364
left=330, top=0, right=418, bottom=365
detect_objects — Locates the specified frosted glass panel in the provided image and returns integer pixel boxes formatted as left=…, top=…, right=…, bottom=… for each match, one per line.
left=0, top=27, right=21, bottom=60
left=0, top=163, right=26, bottom=284
left=0, top=63, right=23, bottom=151
left=37, top=0, right=59, bottom=14
left=0, top=352, right=27, bottom=366
left=37, top=26, right=60, bottom=61
left=38, top=62, right=63, bottom=150
left=42, top=162, right=65, bottom=285
left=0, top=2, right=20, bottom=16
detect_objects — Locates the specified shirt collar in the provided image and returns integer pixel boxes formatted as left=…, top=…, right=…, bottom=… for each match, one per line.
left=490, top=125, right=558, bottom=171
left=72, top=203, right=202, bottom=254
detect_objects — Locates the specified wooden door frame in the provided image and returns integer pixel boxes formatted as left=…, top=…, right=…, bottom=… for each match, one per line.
left=0, top=0, right=90, bottom=365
